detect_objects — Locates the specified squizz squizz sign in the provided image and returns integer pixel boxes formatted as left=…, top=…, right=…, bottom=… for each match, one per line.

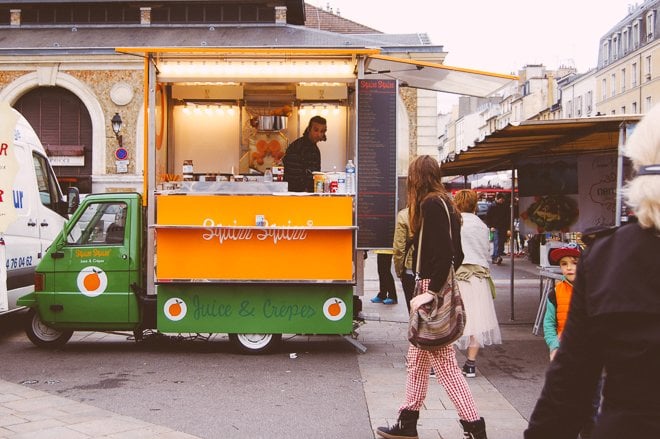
left=201, top=218, right=309, bottom=245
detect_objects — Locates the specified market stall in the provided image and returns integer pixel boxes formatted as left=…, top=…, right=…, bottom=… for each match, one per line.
left=18, top=46, right=516, bottom=352
left=440, top=116, right=642, bottom=321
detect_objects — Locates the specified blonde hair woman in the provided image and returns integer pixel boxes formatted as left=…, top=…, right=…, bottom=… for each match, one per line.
left=452, top=189, right=501, bottom=378
left=525, top=104, right=660, bottom=438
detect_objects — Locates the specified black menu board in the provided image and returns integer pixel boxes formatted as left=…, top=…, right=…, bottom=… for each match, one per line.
left=356, top=79, right=397, bottom=249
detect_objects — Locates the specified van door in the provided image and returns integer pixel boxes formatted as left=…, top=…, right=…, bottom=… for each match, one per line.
left=3, top=144, right=42, bottom=310
left=51, top=200, right=133, bottom=324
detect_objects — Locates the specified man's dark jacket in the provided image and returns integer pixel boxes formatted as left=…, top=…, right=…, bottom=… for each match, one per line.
left=486, top=200, right=510, bottom=230
left=282, top=135, right=320, bottom=192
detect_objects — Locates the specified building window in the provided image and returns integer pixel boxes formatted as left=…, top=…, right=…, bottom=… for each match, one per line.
left=646, top=96, right=652, bottom=109
left=632, top=62, right=638, bottom=87
left=602, top=40, right=610, bottom=65
left=621, top=68, right=626, bottom=92
left=576, top=96, right=583, bottom=116
left=612, top=33, right=619, bottom=59
left=586, top=91, right=593, bottom=114
left=622, top=27, right=630, bottom=53
left=602, top=78, right=607, bottom=100
left=621, top=106, right=626, bottom=114
left=646, top=55, right=652, bottom=81
left=566, top=100, right=573, bottom=118
left=633, top=19, right=641, bottom=48
left=611, top=73, right=616, bottom=97
left=647, top=11, right=655, bottom=40
left=632, top=102, right=638, bottom=113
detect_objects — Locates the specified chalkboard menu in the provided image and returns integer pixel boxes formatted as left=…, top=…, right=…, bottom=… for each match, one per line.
left=356, top=79, right=397, bottom=249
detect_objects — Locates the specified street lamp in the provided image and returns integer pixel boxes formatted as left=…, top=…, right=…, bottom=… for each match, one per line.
left=111, top=112, right=123, bottom=146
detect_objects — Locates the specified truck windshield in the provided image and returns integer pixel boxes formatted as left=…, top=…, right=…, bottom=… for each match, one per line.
left=67, top=202, right=127, bottom=245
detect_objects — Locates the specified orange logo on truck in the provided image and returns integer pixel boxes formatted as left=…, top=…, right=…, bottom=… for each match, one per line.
left=322, top=297, right=346, bottom=321
left=164, top=297, right=187, bottom=321
left=76, top=266, right=108, bottom=297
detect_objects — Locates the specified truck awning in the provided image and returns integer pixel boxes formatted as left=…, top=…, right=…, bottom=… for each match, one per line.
left=363, top=54, right=518, bottom=97
left=117, top=48, right=516, bottom=96
left=440, top=116, right=642, bottom=177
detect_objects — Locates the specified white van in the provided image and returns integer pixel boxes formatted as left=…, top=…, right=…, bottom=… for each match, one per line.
left=0, top=102, right=69, bottom=314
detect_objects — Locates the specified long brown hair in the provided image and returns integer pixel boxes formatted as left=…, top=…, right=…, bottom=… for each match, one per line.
left=407, top=155, right=452, bottom=234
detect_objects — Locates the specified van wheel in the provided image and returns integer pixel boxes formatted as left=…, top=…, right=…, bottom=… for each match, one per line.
left=228, top=333, right=282, bottom=354
left=24, top=309, right=73, bottom=348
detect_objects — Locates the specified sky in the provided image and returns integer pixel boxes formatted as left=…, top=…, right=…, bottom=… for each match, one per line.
left=311, top=0, right=638, bottom=109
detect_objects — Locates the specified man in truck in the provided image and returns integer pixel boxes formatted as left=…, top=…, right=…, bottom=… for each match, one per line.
left=282, top=116, right=326, bottom=192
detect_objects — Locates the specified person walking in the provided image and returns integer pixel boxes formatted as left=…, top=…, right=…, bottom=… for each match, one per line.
left=452, top=189, right=501, bottom=379
left=392, top=207, right=415, bottom=312
left=485, top=193, right=510, bottom=264
left=524, top=103, right=660, bottom=438
left=376, top=156, right=487, bottom=439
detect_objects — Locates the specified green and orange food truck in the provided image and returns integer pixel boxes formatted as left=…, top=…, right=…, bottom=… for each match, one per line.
left=16, top=48, right=514, bottom=353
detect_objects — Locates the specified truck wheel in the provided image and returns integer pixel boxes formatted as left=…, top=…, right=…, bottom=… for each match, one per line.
left=24, top=309, right=73, bottom=348
left=228, top=333, right=282, bottom=354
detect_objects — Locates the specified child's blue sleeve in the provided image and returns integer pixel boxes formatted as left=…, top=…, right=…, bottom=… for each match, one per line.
left=543, top=298, right=560, bottom=352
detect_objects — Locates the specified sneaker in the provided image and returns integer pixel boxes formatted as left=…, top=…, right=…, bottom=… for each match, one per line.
left=383, top=298, right=397, bottom=305
left=462, top=363, right=476, bottom=378
left=370, top=296, right=384, bottom=303
left=496, top=256, right=503, bottom=265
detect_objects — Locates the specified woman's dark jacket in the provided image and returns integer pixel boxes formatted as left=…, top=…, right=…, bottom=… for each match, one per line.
left=525, top=222, right=660, bottom=438
left=282, top=135, right=320, bottom=192
left=412, top=195, right=464, bottom=293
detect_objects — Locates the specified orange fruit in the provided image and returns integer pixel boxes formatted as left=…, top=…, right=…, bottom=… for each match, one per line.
left=328, top=300, right=341, bottom=317
left=169, top=300, right=182, bottom=317
left=83, top=270, right=101, bottom=291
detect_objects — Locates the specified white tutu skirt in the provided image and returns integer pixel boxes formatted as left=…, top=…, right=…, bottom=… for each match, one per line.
left=454, top=276, right=502, bottom=350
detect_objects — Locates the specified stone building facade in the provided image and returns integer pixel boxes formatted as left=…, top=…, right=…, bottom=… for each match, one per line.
left=0, top=1, right=442, bottom=193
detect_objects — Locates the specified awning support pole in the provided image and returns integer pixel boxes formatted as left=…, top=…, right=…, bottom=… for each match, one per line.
left=615, top=122, right=628, bottom=226
left=509, top=168, right=516, bottom=321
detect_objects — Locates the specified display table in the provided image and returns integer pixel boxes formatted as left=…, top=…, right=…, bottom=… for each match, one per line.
left=532, top=268, right=563, bottom=336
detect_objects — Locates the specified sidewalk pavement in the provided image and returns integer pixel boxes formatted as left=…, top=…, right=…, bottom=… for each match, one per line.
left=0, top=252, right=540, bottom=439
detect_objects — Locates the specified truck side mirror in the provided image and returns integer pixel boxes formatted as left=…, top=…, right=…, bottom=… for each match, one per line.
left=67, top=187, right=80, bottom=215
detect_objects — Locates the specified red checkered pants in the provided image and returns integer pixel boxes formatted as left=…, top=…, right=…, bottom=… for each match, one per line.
left=399, top=343, right=480, bottom=422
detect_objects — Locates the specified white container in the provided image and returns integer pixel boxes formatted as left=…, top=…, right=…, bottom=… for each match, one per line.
left=345, top=159, right=356, bottom=194
left=337, top=172, right=346, bottom=194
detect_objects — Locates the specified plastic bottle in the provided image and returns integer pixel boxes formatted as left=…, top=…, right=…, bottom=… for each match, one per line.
left=183, top=160, right=194, bottom=181
left=345, top=159, right=356, bottom=194
left=264, top=167, right=273, bottom=182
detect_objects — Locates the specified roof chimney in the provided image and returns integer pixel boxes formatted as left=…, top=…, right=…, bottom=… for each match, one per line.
left=10, top=9, right=21, bottom=26
left=275, top=6, right=287, bottom=25
left=140, top=7, right=152, bottom=25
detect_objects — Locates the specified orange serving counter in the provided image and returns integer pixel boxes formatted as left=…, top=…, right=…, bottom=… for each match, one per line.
left=154, top=194, right=355, bottom=282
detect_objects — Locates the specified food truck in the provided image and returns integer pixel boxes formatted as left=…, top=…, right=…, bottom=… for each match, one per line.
left=16, top=47, right=514, bottom=353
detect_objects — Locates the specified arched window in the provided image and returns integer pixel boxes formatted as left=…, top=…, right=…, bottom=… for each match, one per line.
left=15, top=87, right=93, bottom=193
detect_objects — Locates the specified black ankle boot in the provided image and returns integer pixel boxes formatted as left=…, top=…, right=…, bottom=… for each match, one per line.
left=376, top=409, right=419, bottom=439
left=460, top=417, right=487, bottom=439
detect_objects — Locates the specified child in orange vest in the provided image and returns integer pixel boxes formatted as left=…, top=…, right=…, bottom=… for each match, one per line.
left=543, top=243, right=600, bottom=438
left=543, top=243, right=581, bottom=360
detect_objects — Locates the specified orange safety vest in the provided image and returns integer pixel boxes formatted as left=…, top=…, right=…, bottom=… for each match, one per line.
left=554, top=280, right=573, bottom=337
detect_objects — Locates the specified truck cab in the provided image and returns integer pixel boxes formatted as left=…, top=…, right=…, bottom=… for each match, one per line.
left=19, top=192, right=148, bottom=346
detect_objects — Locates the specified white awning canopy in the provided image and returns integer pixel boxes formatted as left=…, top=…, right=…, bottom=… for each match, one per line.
left=364, top=55, right=517, bottom=97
